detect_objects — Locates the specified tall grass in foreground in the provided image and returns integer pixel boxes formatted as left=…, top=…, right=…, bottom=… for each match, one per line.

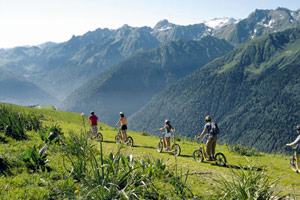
left=213, top=161, right=285, bottom=200
left=59, top=132, right=195, bottom=199
left=19, top=145, right=50, bottom=172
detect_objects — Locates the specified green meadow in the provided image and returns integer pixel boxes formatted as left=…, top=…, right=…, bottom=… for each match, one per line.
left=0, top=103, right=299, bottom=199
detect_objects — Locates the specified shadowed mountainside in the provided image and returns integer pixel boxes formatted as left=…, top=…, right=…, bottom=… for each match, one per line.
left=129, top=27, right=300, bottom=153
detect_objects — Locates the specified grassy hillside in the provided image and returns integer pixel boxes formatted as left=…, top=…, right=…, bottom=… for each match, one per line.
left=0, top=103, right=299, bottom=199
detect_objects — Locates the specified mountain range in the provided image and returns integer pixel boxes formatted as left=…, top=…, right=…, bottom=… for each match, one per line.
left=1, top=8, right=299, bottom=102
left=0, top=20, right=212, bottom=101
left=128, top=27, right=300, bottom=153
left=60, top=36, right=233, bottom=124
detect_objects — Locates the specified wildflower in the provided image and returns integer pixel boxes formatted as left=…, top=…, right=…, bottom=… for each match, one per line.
left=74, top=190, right=79, bottom=194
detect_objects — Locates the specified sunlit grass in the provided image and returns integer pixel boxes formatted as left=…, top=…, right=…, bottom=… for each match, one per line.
left=0, top=103, right=299, bottom=199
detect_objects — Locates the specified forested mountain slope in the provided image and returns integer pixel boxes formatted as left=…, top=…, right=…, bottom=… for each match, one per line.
left=60, top=36, right=233, bottom=125
left=129, top=27, right=300, bottom=153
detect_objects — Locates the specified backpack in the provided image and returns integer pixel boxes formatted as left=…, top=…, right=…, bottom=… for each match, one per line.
left=210, top=122, right=219, bottom=135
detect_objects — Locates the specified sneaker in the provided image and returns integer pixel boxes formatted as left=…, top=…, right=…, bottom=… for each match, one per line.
left=206, top=157, right=214, bottom=161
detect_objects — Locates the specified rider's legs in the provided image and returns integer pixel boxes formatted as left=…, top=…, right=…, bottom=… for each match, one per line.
left=122, top=129, right=127, bottom=142
left=121, top=125, right=128, bottom=142
left=166, top=136, right=171, bottom=150
left=206, top=136, right=217, bottom=160
left=163, top=137, right=167, bottom=147
left=91, top=125, right=98, bottom=138
left=165, top=132, right=172, bottom=150
left=211, top=136, right=217, bottom=160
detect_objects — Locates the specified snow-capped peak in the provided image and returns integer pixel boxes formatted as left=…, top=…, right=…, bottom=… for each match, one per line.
left=204, top=17, right=236, bottom=29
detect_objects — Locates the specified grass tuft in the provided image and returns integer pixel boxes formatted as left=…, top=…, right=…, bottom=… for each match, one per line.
left=213, top=160, right=284, bottom=200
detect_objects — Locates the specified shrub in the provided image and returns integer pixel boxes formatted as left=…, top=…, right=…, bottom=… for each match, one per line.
left=19, top=145, right=50, bottom=172
left=229, top=143, right=261, bottom=156
left=40, top=124, right=65, bottom=145
left=24, top=112, right=43, bottom=132
left=141, top=131, right=149, bottom=136
left=0, top=155, right=11, bottom=175
left=0, top=133, right=8, bottom=144
left=193, top=135, right=199, bottom=143
left=0, top=105, right=43, bottom=140
left=175, top=134, right=182, bottom=142
left=1, top=109, right=27, bottom=140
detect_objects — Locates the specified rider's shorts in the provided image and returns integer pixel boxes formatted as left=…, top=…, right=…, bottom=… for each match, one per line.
left=91, top=125, right=98, bottom=133
left=121, top=124, right=127, bottom=130
left=165, top=132, right=172, bottom=137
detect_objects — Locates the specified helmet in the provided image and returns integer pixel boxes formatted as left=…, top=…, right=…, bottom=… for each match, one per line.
left=165, top=120, right=170, bottom=124
left=120, top=112, right=124, bottom=115
left=296, top=125, right=300, bottom=130
left=205, top=115, right=211, bottom=122
left=90, top=111, right=94, bottom=115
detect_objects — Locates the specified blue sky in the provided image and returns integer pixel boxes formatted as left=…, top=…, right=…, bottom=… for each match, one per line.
left=0, top=0, right=299, bottom=48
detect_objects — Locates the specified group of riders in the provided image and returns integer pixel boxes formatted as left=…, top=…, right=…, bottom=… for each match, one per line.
left=89, top=111, right=128, bottom=141
left=88, top=110, right=300, bottom=161
left=88, top=111, right=220, bottom=160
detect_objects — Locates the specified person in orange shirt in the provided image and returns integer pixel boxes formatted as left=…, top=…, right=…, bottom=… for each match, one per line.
left=115, top=112, right=127, bottom=142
